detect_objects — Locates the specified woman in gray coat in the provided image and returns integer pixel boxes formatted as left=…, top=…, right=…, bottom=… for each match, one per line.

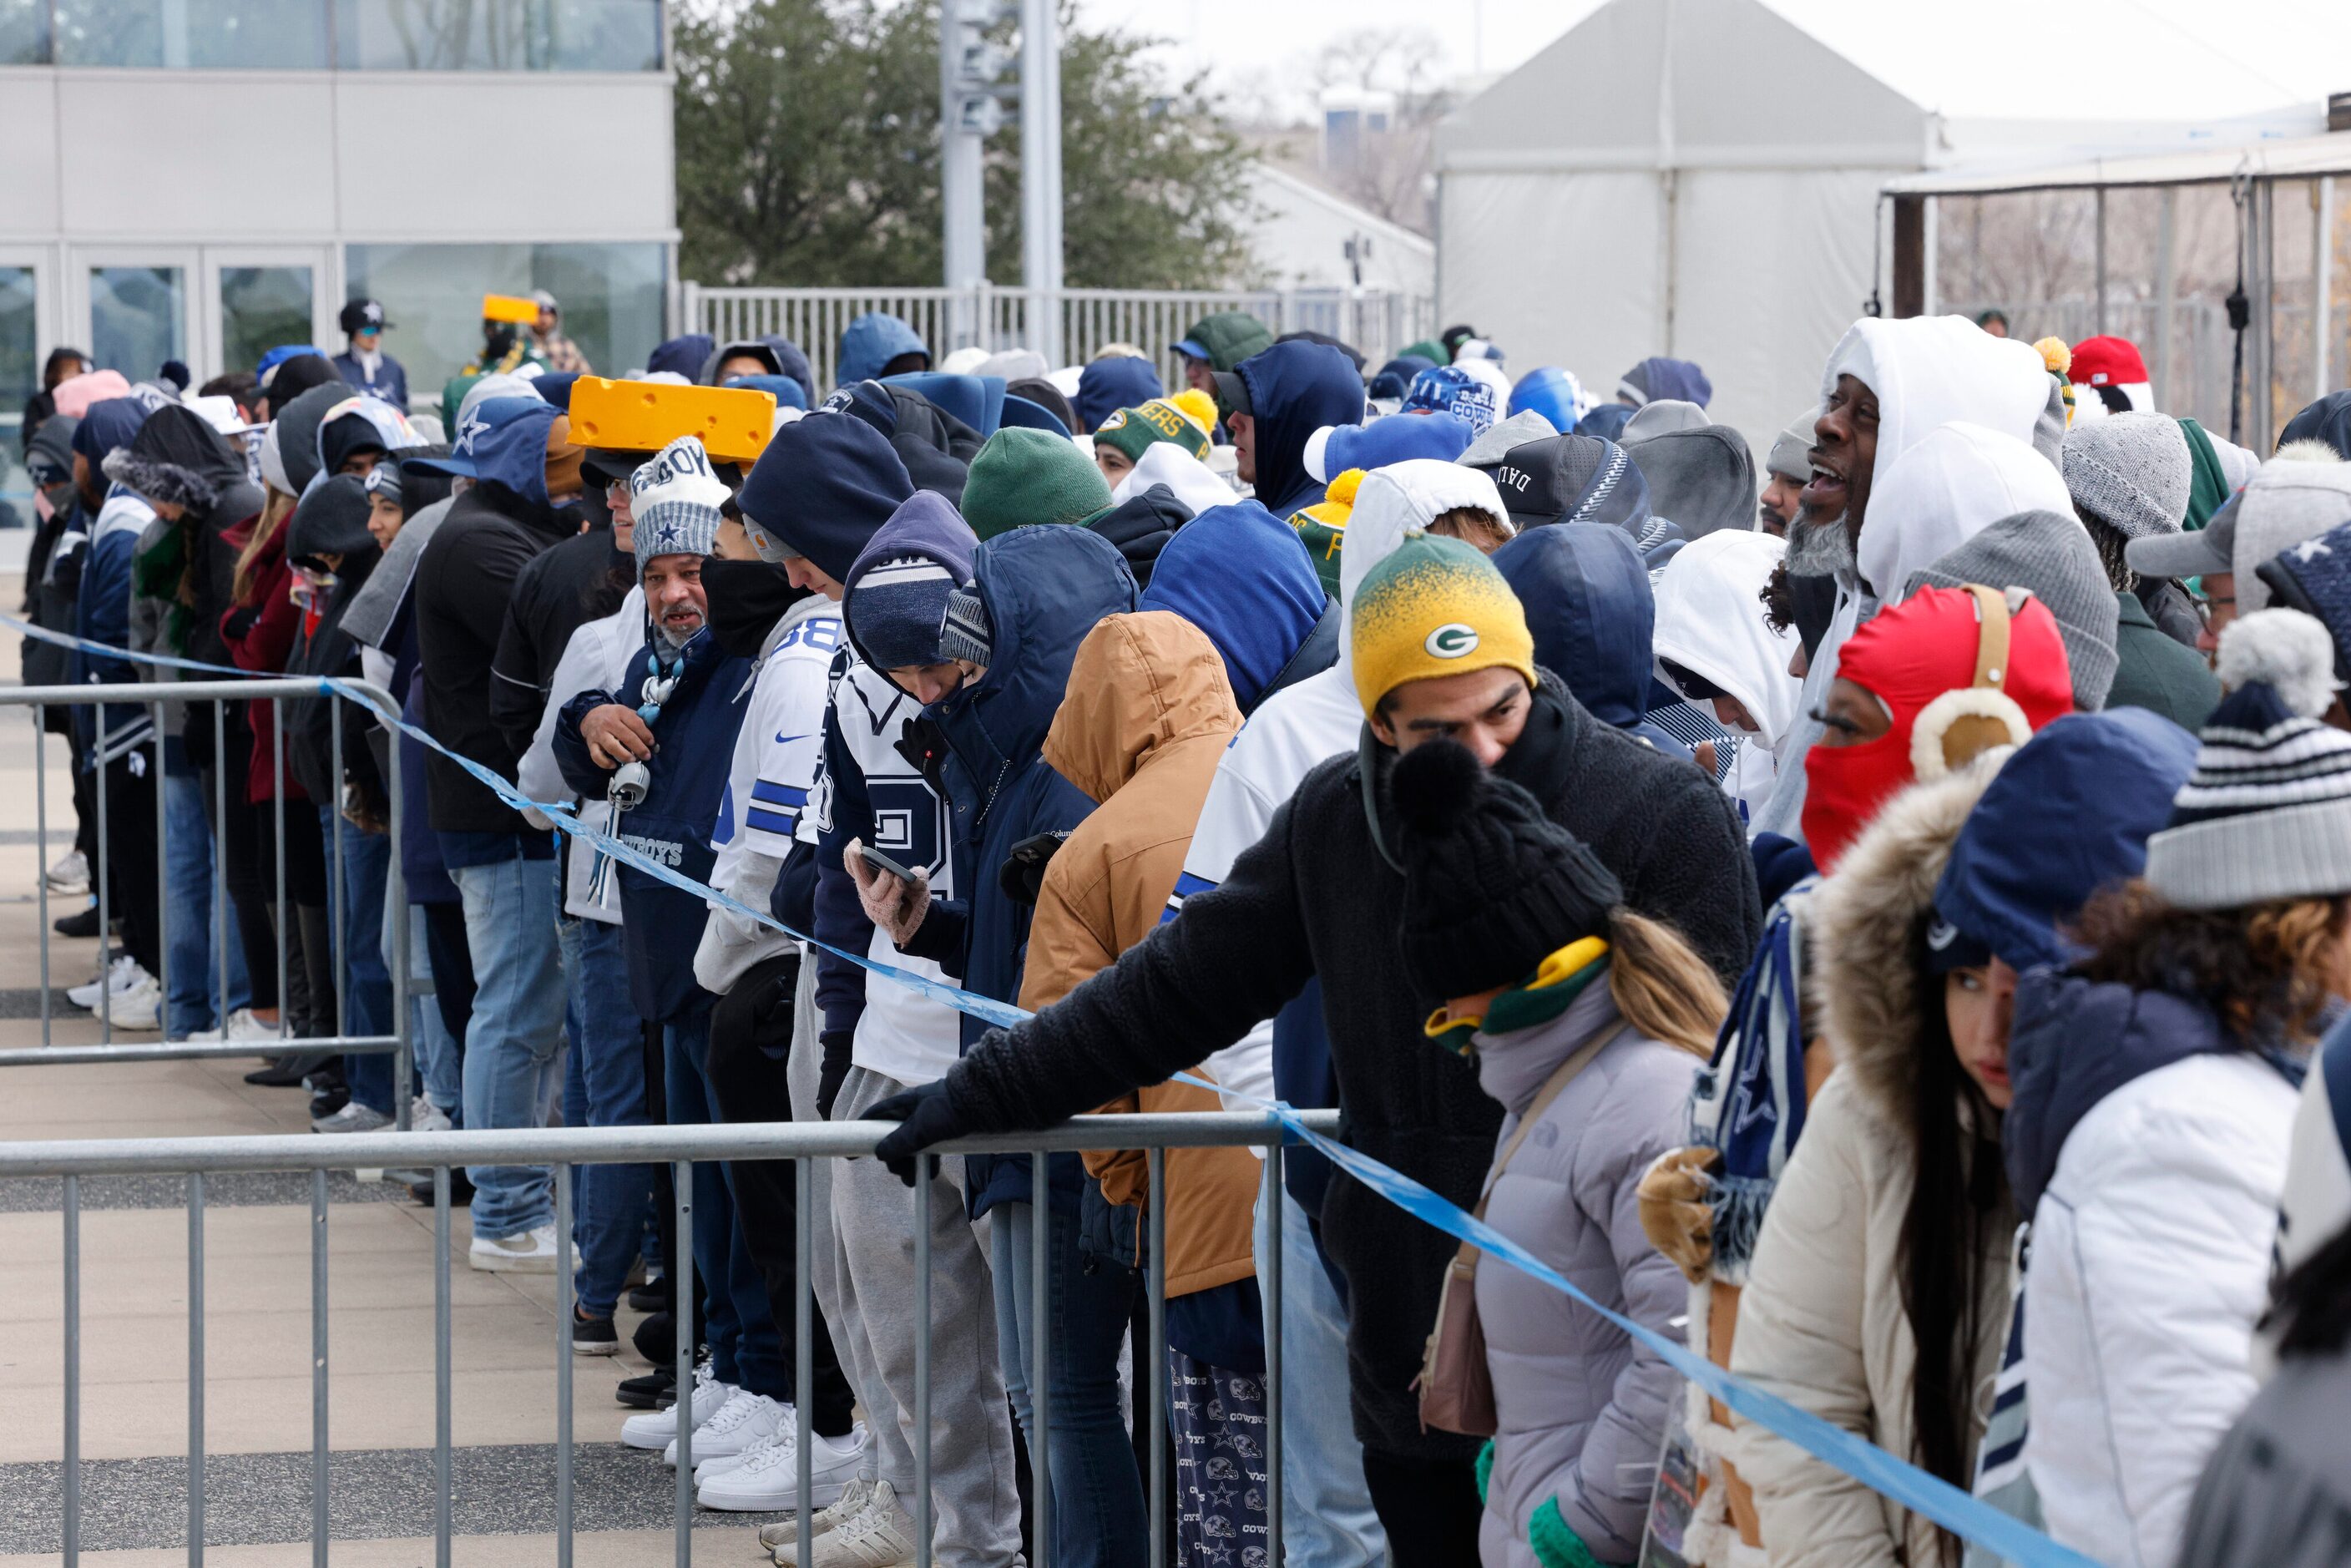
left=1396, top=737, right=1727, bottom=1566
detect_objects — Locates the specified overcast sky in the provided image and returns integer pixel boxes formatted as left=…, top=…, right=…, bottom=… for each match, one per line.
left=1069, top=0, right=1595, bottom=111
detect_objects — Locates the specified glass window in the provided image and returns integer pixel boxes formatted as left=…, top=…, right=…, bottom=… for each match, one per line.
left=54, top=0, right=330, bottom=64
left=0, top=266, right=34, bottom=530
left=0, top=0, right=48, bottom=63
left=89, top=266, right=185, bottom=382
left=336, top=0, right=656, bottom=70
left=344, top=241, right=665, bottom=414
left=220, top=266, right=315, bottom=377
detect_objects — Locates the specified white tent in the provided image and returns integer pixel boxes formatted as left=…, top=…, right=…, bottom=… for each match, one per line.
left=1434, top=0, right=2348, bottom=450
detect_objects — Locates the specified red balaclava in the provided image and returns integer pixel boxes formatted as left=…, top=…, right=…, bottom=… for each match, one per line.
left=1803, top=584, right=2074, bottom=869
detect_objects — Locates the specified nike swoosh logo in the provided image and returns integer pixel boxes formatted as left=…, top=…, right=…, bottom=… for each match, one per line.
left=774, top=731, right=811, bottom=746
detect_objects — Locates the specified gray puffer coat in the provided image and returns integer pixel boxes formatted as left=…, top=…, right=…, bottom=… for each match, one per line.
left=1474, top=978, right=1699, bottom=1566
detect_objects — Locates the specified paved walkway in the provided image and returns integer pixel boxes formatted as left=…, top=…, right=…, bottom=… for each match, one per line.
left=0, top=593, right=783, bottom=1564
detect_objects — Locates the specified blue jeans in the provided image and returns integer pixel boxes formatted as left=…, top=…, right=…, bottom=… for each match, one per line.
left=388, top=902, right=461, bottom=1116
left=560, top=914, right=653, bottom=1318
left=991, top=1196, right=1145, bottom=1568
left=453, top=857, right=564, bottom=1240
left=664, top=1010, right=786, bottom=1396
left=326, top=810, right=395, bottom=1115
left=163, top=763, right=251, bottom=1037
left=1256, top=1188, right=1386, bottom=1567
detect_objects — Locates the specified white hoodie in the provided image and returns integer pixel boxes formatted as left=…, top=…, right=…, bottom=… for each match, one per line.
left=1176, top=455, right=1439, bottom=1114
left=1110, top=441, right=1236, bottom=518
left=1652, top=531, right=1801, bottom=821
left=1860, top=422, right=2076, bottom=604
left=516, top=585, right=645, bottom=923
left=1750, top=315, right=2059, bottom=841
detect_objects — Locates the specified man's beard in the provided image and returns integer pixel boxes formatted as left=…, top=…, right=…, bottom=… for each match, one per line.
left=659, top=616, right=702, bottom=649
left=1783, top=508, right=1853, bottom=579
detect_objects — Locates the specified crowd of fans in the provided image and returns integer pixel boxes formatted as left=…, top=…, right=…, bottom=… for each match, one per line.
left=14, top=292, right=2351, bottom=1568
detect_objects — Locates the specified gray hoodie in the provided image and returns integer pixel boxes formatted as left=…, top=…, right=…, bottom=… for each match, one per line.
left=1472, top=979, right=1698, bottom=1567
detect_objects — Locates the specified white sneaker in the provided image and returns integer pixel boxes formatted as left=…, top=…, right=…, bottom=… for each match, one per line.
left=94, top=977, right=163, bottom=1031
left=45, top=850, right=89, bottom=895
left=811, top=1479, right=918, bottom=1568
left=468, top=1222, right=559, bottom=1274
left=312, top=1101, right=393, bottom=1134
left=665, top=1389, right=789, bottom=1469
left=621, top=1363, right=731, bottom=1450
left=187, top=1007, right=281, bottom=1044
left=69, top=955, right=149, bottom=1009
left=700, top=1422, right=867, bottom=1513
left=761, top=1476, right=870, bottom=1555
left=409, top=1097, right=454, bottom=1133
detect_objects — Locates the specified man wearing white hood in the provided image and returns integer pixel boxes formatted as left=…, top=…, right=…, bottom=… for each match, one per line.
left=1750, top=315, right=2060, bottom=842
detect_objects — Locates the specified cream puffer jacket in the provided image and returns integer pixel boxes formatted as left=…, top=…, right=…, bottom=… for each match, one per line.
left=1726, top=762, right=2015, bottom=1568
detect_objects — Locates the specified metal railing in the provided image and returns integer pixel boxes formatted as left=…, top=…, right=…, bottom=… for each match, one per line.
left=3, top=680, right=410, bottom=1115
left=4, top=1110, right=1335, bottom=1567
left=682, top=281, right=1438, bottom=397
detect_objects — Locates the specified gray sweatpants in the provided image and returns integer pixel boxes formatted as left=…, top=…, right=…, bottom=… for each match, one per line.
left=788, top=964, right=1024, bottom=1567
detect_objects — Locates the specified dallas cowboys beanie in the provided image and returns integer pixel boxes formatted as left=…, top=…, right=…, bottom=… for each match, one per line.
left=848, top=556, right=960, bottom=670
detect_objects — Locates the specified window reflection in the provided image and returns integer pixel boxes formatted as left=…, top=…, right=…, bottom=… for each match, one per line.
left=21, top=0, right=655, bottom=67
left=90, top=266, right=186, bottom=382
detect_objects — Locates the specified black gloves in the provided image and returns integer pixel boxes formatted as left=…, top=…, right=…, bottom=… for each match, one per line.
left=816, top=1029, right=854, bottom=1120
left=867, top=1080, right=967, bottom=1186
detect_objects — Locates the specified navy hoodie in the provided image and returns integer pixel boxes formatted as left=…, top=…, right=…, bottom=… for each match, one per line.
left=737, top=413, right=915, bottom=584
left=1074, top=355, right=1164, bottom=433
left=1138, top=500, right=1329, bottom=712
left=553, top=625, right=752, bottom=1020
left=1494, top=524, right=1687, bottom=756
left=1235, top=341, right=1365, bottom=517
left=896, top=520, right=1139, bottom=1214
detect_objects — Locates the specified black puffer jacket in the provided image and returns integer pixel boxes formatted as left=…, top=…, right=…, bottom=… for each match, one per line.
left=943, top=674, right=1760, bottom=1459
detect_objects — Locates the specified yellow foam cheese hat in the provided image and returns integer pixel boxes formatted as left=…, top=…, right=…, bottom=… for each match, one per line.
left=481, top=293, right=541, bottom=325
left=568, top=377, right=779, bottom=466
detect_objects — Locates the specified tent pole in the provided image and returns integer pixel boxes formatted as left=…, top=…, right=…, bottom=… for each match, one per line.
left=2155, top=189, right=2177, bottom=410
left=2316, top=177, right=2334, bottom=404
left=2256, top=180, right=2277, bottom=452
left=2095, top=186, right=2108, bottom=336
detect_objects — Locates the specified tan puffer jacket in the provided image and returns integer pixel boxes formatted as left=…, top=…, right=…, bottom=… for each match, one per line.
left=1727, top=759, right=2016, bottom=1568
left=1017, top=611, right=1261, bottom=1297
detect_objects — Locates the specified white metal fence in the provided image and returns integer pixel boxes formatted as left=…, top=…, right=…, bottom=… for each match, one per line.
left=681, top=284, right=1438, bottom=397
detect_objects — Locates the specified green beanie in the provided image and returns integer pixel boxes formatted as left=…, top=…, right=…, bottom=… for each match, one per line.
left=1091, top=396, right=1214, bottom=467
left=961, top=427, right=1115, bottom=540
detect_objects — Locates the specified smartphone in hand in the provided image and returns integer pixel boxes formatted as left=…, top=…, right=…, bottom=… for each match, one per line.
left=859, top=843, right=919, bottom=884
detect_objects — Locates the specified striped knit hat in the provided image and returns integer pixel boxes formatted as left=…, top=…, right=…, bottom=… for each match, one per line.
left=848, top=555, right=960, bottom=670
left=2144, top=609, right=2351, bottom=910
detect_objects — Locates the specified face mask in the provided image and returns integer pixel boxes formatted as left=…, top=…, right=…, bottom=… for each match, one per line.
left=702, top=557, right=806, bottom=660
left=1801, top=720, right=1911, bottom=873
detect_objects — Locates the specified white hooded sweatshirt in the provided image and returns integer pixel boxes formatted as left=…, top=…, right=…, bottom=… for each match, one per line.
left=1750, top=315, right=2059, bottom=841
left=1110, top=441, right=1236, bottom=518
left=1652, top=530, right=1801, bottom=821
left=1857, top=422, right=2077, bottom=603
left=1176, top=458, right=1459, bottom=1112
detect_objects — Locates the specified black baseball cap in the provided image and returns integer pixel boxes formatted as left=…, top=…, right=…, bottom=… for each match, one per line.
left=1210, top=370, right=1252, bottom=419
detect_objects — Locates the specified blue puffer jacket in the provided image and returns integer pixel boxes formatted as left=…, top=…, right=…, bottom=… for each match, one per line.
left=902, top=523, right=1139, bottom=1214
left=554, top=626, right=751, bottom=1021
left=1494, top=524, right=1689, bottom=756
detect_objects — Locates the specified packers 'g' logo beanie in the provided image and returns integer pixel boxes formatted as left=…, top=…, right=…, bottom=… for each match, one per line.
left=1349, top=529, right=1537, bottom=719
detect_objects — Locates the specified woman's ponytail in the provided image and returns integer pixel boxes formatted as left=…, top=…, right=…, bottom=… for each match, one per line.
left=1605, top=908, right=1728, bottom=1058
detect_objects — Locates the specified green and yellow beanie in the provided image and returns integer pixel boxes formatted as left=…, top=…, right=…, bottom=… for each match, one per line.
left=1090, top=392, right=1216, bottom=467
left=1292, top=468, right=1363, bottom=597
left=961, top=427, right=1115, bottom=541
left=1349, top=529, right=1537, bottom=719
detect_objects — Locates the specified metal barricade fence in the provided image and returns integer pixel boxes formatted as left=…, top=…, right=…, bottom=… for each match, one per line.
left=3, top=1110, right=1336, bottom=1567
left=1, top=680, right=411, bottom=1115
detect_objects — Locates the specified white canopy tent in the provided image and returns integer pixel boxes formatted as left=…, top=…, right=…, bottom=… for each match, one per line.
left=1434, top=0, right=2347, bottom=452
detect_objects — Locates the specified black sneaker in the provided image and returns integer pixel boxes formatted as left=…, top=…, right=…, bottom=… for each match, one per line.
left=626, top=1276, right=670, bottom=1314
left=407, top=1169, right=476, bottom=1207
left=616, top=1367, right=675, bottom=1409
left=572, top=1309, right=619, bottom=1356
left=53, top=905, right=101, bottom=939
left=244, top=1057, right=311, bottom=1087
left=307, top=1082, right=349, bottom=1121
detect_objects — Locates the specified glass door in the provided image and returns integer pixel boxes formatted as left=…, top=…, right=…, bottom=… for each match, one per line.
left=204, top=247, right=334, bottom=382
left=0, top=247, right=56, bottom=539
left=73, top=247, right=200, bottom=384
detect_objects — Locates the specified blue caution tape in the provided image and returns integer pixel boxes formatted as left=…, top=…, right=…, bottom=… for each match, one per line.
left=12, top=610, right=2095, bottom=1567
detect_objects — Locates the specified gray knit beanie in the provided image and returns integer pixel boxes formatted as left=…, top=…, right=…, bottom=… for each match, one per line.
left=2060, top=412, right=2192, bottom=542
left=1905, top=508, right=2120, bottom=711
left=1767, top=405, right=1821, bottom=482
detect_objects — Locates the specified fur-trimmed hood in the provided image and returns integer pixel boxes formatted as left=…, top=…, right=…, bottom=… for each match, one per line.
left=1807, top=753, right=2008, bottom=1126
left=101, top=403, right=243, bottom=514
